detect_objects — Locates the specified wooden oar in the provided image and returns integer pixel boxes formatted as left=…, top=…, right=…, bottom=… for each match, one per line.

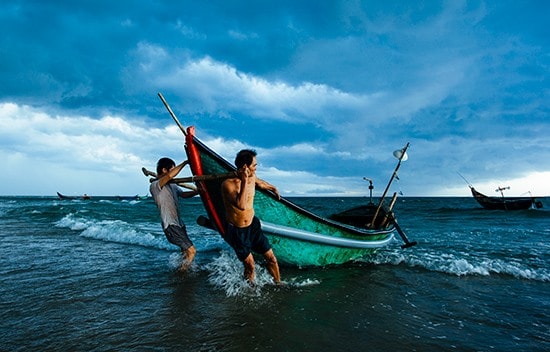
left=377, top=192, right=399, bottom=228
left=373, top=191, right=416, bottom=247
left=388, top=213, right=417, bottom=249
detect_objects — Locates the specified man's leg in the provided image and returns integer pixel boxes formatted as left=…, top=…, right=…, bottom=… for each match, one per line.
left=243, top=253, right=256, bottom=284
left=180, top=245, right=196, bottom=271
left=263, top=249, right=281, bottom=284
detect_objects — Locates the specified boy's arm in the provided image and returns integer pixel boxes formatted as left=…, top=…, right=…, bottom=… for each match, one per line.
left=159, top=161, right=188, bottom=188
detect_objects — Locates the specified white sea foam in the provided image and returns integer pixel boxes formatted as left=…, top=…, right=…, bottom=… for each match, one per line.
left=205, top=251, right=266, bottom=297
left=286, top=277, right=321, bottom=287
left=205, top=251, right=321, bottom=297
left=370, top=249, right=550, bottom=282
left=55, top=213, right=172, bottom=250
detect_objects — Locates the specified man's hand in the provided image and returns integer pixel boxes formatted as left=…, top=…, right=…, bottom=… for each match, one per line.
left=238, top=165, right=251, bottom=181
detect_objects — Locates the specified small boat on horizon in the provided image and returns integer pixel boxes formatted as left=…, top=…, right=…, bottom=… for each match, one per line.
left=456, top=172, right=543, bottom=210
left=469, top=186, right=543, bottom=210
left=57, top=192, right=91, bottom=200
left=56, top=192, right=147, bottom=201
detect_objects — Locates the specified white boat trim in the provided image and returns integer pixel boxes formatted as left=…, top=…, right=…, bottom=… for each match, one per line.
left=261, top=221, right=394, bottom=249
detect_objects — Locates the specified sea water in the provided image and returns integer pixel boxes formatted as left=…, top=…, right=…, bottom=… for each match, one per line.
left=0, top=196, right=548, bottom=351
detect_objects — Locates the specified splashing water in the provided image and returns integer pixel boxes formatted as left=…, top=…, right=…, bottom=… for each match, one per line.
left=205, top=251, right=321, bottom=297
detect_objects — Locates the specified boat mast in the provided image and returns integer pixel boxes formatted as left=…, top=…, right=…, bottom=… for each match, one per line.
left=495, top=186, right=510, bottom=198
left=369, top=142, right=409, bottom=228
left=363, top=177, right=374, bottom=204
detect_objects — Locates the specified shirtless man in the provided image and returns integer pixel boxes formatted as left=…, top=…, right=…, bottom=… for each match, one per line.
left=150, top=157, right=199, bottom=272
left=221, top=149, right=281, bottom=284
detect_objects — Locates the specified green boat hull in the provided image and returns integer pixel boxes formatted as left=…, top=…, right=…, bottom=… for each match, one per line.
left=268, top=235, right=378, bottom=266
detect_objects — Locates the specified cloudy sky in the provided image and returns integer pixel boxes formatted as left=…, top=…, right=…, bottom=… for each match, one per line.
left=1, top=1, right=548, bottom=197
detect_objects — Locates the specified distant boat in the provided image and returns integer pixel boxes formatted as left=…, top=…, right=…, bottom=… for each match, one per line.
left=57, top=192, right=146, bottom=201
left=469, top=187, right=542, bottom=210
left=115, top=195, right=141, bottom=201
left=57, top=192, right=90, bottom=200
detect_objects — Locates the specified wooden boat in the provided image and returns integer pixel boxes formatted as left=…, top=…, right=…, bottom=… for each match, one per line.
left=116, top=195, right=141, bottom=201
left=158, top=93, right=415, bottom=267
left=470, top=187, right=542, bottom=210
left=56, top=192, right=144, bottom=201
left=56, top=192, right=90, bottom=200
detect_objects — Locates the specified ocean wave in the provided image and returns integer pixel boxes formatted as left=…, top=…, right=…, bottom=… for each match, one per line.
left=55, top=213, right=175, bottom=250
left=54, top=213, right=226, bottom=253
left=370, top=250, right=550, bottom=282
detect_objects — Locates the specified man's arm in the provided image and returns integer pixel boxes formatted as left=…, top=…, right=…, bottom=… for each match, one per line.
left=158, top=161, right=188, bottom=188
left=234, top=169, right=254, bottom=210
left=178, top=188, right=199, bottom=198
left=221, top=180, right=244, bottom=212
left=256, top=178, right=280, bottom=199
left=221, top=167, right=253, bottom=211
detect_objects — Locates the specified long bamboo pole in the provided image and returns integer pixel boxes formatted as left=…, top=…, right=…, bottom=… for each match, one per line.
left=369, top=142, right=410, bottom=227
left=142, top=166, right=235, bottom=185
left=171, top=172, right=237, bottom=183
left=158, top=92, right=187, bottom=136
left=141, top=167, right=197, bottom=190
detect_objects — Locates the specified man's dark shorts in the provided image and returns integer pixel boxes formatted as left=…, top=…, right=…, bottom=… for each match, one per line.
left=164, top=224, right=193, bottom=251
left=224, top=216, right=271, bottom=261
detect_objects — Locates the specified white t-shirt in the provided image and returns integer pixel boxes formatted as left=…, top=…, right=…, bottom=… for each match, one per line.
left=150, top=181, right=184, bottom=229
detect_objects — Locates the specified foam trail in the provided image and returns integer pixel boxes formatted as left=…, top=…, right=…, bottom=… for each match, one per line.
left=368, top=248, right=550, bottom=282
left=55, top=213, right=172, bottom=250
